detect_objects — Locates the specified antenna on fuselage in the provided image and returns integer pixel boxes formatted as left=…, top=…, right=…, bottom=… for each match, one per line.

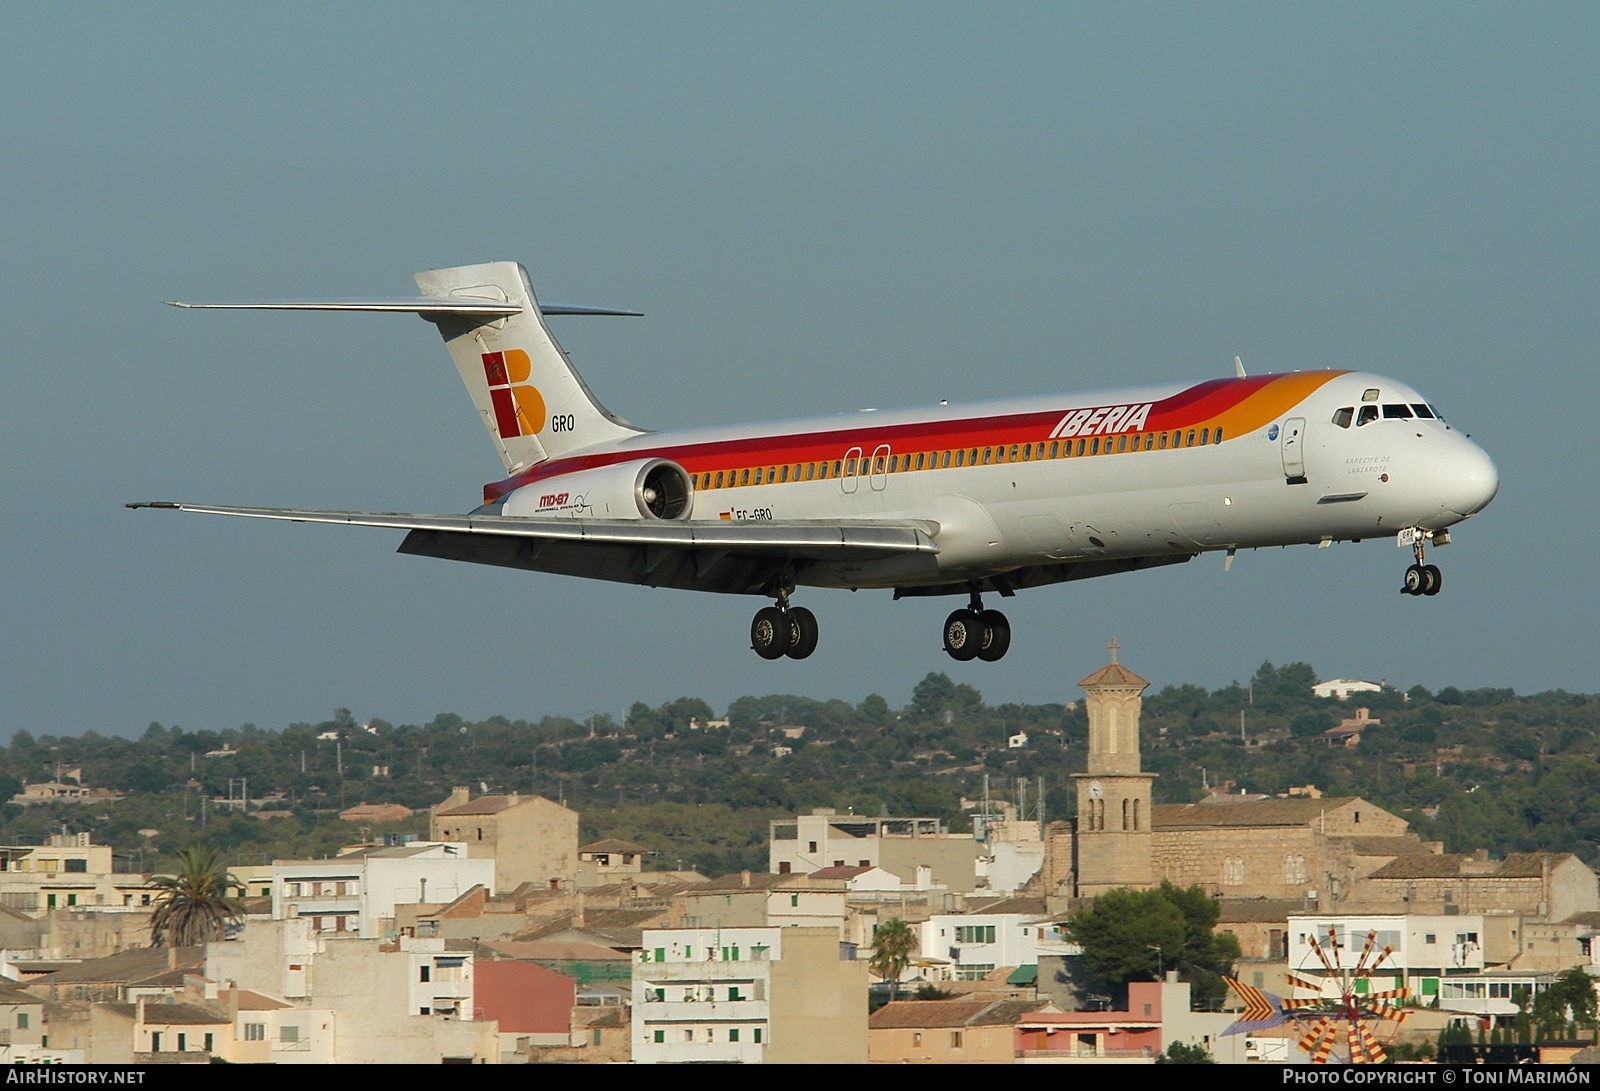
left=1234, top=355, right=1247, bottom=378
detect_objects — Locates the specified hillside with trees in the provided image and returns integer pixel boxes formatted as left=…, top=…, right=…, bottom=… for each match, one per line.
left=4, top=663, right=1598, bottom=875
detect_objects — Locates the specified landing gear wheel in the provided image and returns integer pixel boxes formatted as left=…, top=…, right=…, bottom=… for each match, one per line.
left=1402, top=564, right=1425, bottom=596
left=751, top=606, right=793, bottom=659
left=785, top=607, right=819, bottom=660
left=977, top=610, right=1011, bottom=662
left=1422, top=564, right=1442, bottom=596
left=943, top=609, right=983, bottom=662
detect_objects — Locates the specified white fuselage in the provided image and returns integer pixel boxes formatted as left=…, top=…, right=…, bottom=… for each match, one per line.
left=492, top=369, right=1498, bottom=592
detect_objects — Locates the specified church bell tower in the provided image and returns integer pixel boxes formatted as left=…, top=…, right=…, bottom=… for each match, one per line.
left=1072, top=639, right=1156, bottom=896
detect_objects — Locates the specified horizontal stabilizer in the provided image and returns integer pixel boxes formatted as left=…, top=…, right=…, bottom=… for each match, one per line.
left=126, top=502, right=939, bottom=557
left=166, top=299, right=641, bottom=317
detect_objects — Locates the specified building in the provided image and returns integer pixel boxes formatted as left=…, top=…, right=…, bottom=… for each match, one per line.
left=271, top=842, right=494, bottom=939
left=577, top=839, right=648, bottom=889
left=919, top=901, right=1065, bottom=982
left=770, top=809, right=982, bottom=892
left=0, top=834, right=150, bottom=914
left=632, top=926, right=867, bottom=1063
left=1072, top=643, right=1157, bottom=897
left=475, top=959, right=577, bottom=1061
left=431, top=788, right=578, bottom=894
left=1355, top=851, right=1598, bottom=921
left=1313, top=679, right=1385, bottom=700
left=1015, top=976, right=1245, bottom=1063
left=869, top=998, right=1042, bottom=1063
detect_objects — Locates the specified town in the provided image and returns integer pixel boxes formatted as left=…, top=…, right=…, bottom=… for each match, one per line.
left=0, top=648, right=1592, bottom=1064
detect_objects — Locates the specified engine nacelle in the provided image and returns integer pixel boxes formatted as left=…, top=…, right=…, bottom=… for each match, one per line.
left=501, top=458, right=694, bottom=521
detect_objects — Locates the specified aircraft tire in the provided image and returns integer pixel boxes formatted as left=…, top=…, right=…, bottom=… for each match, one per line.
left=943, top=609, right=983, bottom=662
left=1402, top=564, right=1425, bottom=595
left=1422, top=564, right=1442, bottom=596
left=977, top=610, right=1011, bottom=661
left=786, top=607, right=819, bottom=660
left=751, top=606, right=793, bottom=659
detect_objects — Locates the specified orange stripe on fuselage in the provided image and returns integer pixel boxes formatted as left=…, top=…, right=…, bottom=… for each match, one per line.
left=482, top=371, right=1347, bottom=504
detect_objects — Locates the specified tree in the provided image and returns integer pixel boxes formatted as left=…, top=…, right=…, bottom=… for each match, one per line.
left=869, top=918, right=918, bottom=1000
left=1066, top=883, right=1240, bottom=1006
left=1156, top=1041, right=1214, bottom=1064
left=149, top=845, right=245, bottom=946
left=1532, top=968, right=1598, bottom=1040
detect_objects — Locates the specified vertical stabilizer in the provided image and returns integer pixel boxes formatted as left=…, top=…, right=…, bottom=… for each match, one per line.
left=415, top=262, right=643, bottom=473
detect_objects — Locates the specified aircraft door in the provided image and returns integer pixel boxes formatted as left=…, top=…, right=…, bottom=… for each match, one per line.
left=869, top=444, right=891, bottom=492
left=1281, top=417, right=1307, bottom=483
left=841, top=446, right=862, bottom=495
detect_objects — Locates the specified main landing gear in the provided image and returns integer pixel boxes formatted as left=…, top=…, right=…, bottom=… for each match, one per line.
left=750, top=588, right=819, bottom=660
left=1400, top=528, right=1443, bottom=597
left=944, top=588, right=1011, bottom=663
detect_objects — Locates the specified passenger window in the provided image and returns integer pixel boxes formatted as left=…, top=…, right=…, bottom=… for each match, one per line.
left=1187, top=429, right=1196, bottom=446
left=1090, top=438, right=1100, bottom=455
left=1214, top=428, right=1223, bottom=443
left=806, top=463, right=816, bottom=480
left=874, top=456, right=885, bottom=473
left=915, top=452, right=925, bottom=471
left=1076, top=438, right=1086, bottom=456
left=941, top=451, right=951, bottom=468
left=1382, top=404, right=1412, bottom=419
left=1021, top=444, right=1031, bottom=461
left=779, top=466, right=789, bottom=483
left=818, top=462, right=829, bottom=479
left=982, top=448, right=993, bottom=464
left=1117, top=435, right=1127, bottom=453
left=1172, top=431, right=1182, bottom=448
left=1332, top=407, right=1354, bottom=428
left=754, top=467, right=763, bottom=484
left=955, top=449, right=965, bottom=467
left=715, top=471, right=724, bottom=488
left=768, top=466, right=777, bottom=481
left=831, top=461, right=841, bottom=477
left=969, top=448, right=979, bottom=465
left=1010, top=444, right=1019, bottom=461
left=1411, top=404, right=1435, bottom=419
left=887, top=455, right=897, bottom=473
left=844, top=458, right=856, bottom=476
left=1159, top=432, right=1168, bottom=449
left=1200, top=428, right=1209, bottom=445
left=1050, top=441, right=1060, bottom=458
left=1357, top=406, right=1378, bottom=426
left=1145, top=434, right=1155, bottom=450
left=740, top=469, right=750, bottom=486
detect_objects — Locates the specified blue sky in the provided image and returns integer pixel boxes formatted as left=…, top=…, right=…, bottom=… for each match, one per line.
left=3, top=4, right=1595, bottom=738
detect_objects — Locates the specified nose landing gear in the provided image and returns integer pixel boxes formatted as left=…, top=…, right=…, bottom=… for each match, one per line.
left=944, top=588, right=1011, bottom=662
left=1399, top=528, right=1443, bottom=597
left=750, top=587, right=819, bottom=660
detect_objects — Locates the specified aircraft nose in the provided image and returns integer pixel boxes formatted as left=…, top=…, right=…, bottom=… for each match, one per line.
left=1435, top=441, right=1499, bottom=517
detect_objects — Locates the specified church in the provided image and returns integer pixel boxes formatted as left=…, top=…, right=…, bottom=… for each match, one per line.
left=1042, top=641, right=1432, bottom=904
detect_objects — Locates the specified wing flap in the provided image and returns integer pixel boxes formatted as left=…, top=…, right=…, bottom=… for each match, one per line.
left=126, top=502, right=939, bottom=557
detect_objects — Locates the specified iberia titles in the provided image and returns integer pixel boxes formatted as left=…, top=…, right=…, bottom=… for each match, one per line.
left=1049, top=402, right=1154, bottom=439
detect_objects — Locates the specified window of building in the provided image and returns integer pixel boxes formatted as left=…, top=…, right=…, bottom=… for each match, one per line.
left=204, top=1033, right=213, bottom=1053
left=951, top=1031, right=964, bottom=1048
left=64, top=859, right=87, bottom=873
left=912, top=1032, right=922, bottom=1047
left=16, top=1014, right=28, bottom=1030
left=790, top=894, right=799, bottom=907
left=754, top=1028, right=763, bottom=1044
left=245, top=1023, right=264, bottom=1041
left=729, top=1028, right=740, bottom=1042
left=151, top=1033, right=161, bottom=1052
left=177, top=1034, right=187, bottom=1052
left=653, top=1029, right=664, bottom=1044
left=420, top=965, right=430, bottom=983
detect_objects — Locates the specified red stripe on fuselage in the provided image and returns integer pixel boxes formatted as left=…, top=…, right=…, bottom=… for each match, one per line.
left=482, top=372, right=1341, bottom=504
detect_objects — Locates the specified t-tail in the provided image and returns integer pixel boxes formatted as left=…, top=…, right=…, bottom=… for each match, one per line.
left=169, top=261, right=646, bottom=474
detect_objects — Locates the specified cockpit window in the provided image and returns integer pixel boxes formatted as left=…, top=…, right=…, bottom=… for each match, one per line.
left=1357, top=405, right=1379, bottom=426
left=1410, top=404, right=1435, bottom=419
left=1332, top=407, right=1354, bottom=428
left=1382, top=404, right=1413, bottom=419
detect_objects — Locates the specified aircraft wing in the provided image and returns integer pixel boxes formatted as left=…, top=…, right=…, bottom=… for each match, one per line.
left=127, top=502, right=939, bottom=594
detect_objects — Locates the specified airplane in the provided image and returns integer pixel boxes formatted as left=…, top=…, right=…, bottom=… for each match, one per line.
left=130, top=261, right=1499, bottom=662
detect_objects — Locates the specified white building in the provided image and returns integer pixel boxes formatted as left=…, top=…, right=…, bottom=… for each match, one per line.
left=271, top=842, right=494, bottom=940
left=1288, top=913, right=1487, bottom=1001
left=1312, top=679, right=1385, bottom=700
left=769, top=808, right=982, bottom=892
left=632, top=926, right=867, bottom=1064
left=919, top=911, right=1068, bottom=981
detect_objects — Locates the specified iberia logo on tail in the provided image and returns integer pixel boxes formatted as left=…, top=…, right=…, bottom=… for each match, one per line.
left=481, top=350, right=545, bottom=438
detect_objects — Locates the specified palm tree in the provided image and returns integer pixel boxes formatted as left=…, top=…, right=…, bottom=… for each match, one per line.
left=869, top=917, right=918, bottom=1001
left=149, top=845, right=246, bottom=946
